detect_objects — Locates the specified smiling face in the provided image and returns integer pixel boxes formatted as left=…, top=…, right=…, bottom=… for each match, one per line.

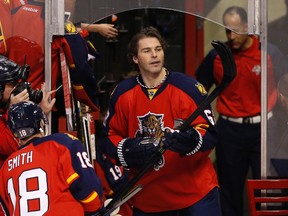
left=133, top=37, right=164, bottom=77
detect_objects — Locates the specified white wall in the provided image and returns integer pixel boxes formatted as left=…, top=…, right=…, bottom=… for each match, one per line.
left=203, top=0, right=287, bottom=55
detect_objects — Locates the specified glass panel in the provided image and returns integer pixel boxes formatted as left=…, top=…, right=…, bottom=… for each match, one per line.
left=66, top=0, right=250, bottom=88
left=66, top=0, right=249, bottom=34
left=267, top=0, right=288, bottom=178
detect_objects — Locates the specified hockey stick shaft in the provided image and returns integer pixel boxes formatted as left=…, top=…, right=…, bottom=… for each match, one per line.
left=101, top=40, right=236, bottom=215
left=179, top=40, right=236, bottom=130
left=60, top=48, right=75, bottom=131
left=99, top=185, right=143, bottom=216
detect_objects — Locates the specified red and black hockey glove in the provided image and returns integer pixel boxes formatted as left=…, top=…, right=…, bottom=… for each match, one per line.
left=117, top=137, right=160, bottom=168
left=163, top=126, right=203, bottom=156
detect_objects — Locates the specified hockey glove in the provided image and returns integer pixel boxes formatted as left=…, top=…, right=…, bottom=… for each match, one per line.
left=163, top=126, right=203, bottom=156
left=117, top=137, right=159, bottom=168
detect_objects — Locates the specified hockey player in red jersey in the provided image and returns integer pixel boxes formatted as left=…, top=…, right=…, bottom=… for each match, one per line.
left=100, top=26, right=221, bottom=215
left=0, top=101, right=104, bottom=215
left=95, top=142, right=132, bottom=216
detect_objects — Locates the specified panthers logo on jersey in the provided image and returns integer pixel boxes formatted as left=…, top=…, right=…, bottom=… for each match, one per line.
left=65, top=133, right=79, bottom=140
left=136, top=112, right=171, bottom=171
left=195, top=82, right=207, bottom=96
left=65, top=21, right=77, bottom=34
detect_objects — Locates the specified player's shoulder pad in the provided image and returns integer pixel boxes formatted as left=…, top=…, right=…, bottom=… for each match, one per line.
left=167, top=72, right=208, bottom=105
left=110, top=76, right=138, bottom=102
left=34, top=133, right=84, bottom=152
left=210, top=47, right=219, bottom=56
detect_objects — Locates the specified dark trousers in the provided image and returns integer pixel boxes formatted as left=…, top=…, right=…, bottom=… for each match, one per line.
left=133, top=187, right=222, bottom=216
left=215, top=117, right=261, bottom=216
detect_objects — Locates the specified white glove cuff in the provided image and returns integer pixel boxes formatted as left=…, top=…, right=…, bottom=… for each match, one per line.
left=117, top=138, right=128, bottom=167
left=185, top=129, right=203, bottom=156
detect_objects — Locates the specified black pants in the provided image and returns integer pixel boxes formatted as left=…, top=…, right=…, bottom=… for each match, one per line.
left=215, top=117, right=261, bottom=216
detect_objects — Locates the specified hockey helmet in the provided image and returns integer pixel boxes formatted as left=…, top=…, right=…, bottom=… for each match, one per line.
left=8, top=101, right=45, bottom=139
left=0, top=55, right=28, bottom=93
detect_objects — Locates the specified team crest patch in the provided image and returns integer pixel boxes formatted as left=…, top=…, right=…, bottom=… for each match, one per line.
left=195, top=82, right=207, bottom=96
left=136, top=112, right=171, bottom=171
left=252, top=65, right=261, bottom=75
left=65, top=133, right=78, bottom=140
left=65, top=21, right=77, bottom=33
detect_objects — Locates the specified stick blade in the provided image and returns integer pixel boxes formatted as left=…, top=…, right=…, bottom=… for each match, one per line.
left=211, top=40, right=237, bottom=87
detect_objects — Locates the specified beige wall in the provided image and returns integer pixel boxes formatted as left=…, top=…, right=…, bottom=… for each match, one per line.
left=203, top=0, right=287, bottom=55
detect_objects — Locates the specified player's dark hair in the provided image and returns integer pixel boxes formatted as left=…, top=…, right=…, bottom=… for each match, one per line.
left=223, top=6, right=247, bottom=24
left=127, top=26, right=167, bottom=71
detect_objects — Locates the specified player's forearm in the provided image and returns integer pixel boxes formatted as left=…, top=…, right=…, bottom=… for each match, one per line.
left=81, top=192, right=103, bottom=213
left=104, top=120, right=128, bottom=151
left=197, top=125, right=218, bottom=151
left=80, top=23, right=98, bottom=32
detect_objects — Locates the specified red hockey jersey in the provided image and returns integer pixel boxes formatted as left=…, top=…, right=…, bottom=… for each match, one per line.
left=0, top=111, right=19, bottom=166
left=103, top=71, right=219, bottom=212
left=0, top=0, right=25, bottom=40
left=11, top=1, right=44, bottom=50
left=0, top=133, right=103, bottom=215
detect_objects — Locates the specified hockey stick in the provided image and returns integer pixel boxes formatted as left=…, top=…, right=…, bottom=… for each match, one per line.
left=99, top=40, right=236, bottom=216
left=60, top=48, right=76, bottom=131
left=98, top=185, right=143, bottom=216
left=179, top=40, right=236, bottom=130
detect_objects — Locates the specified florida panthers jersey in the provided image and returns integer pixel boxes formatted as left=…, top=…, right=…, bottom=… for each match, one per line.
left=0, top=0, right=25, bottom=40
left=102, top=71, right=219, bottom=212
left=0, top=133, right=103, bottom=216
left=11, top=1, right=44, bottom=49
